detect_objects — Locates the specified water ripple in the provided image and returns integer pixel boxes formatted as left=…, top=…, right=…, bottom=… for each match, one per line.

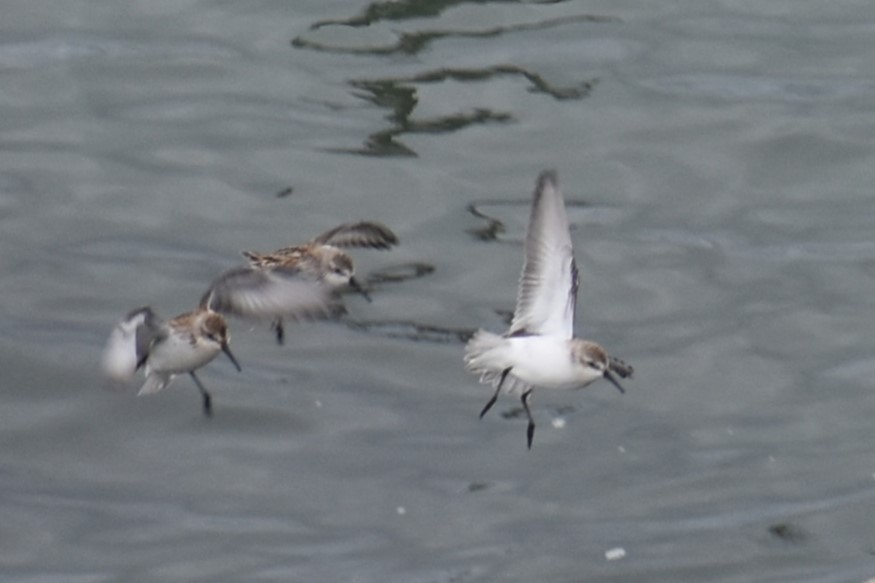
left=346, top=320, right=475, bottom=344
left=295, top=12, right=618, bottom=56
left=0, top=36, right=240, bottom=69
left=639, top=74, right=875, bottom=103
left=333, top=67, right=595, bottom=156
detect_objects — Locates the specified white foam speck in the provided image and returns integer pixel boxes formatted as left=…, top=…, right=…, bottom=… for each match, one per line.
left=605, top=547, right=626, bottom=561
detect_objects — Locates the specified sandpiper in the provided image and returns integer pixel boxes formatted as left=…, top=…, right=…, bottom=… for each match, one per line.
left=464, top=170, right=632, bottom=449
left=201, top=221, right=398, bottom=344
left=102, top=306, right=242, bottom=416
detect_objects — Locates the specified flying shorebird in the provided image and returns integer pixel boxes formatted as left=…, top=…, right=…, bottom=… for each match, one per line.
left=464, top=170, right=633, bottom=449
left=201, top=221, right=398, bottom=344
left=102, top=306, right=242, bottom=416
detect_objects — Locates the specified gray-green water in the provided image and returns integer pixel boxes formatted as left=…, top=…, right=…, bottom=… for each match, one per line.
left=2, top=1, right=875, bottom=581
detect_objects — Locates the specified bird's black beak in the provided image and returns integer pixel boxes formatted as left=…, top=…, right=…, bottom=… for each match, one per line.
left=222, top=343, right=242, bottom=372
left=349, top=277, right=372, bottom=302
left=604, top=370, right=626, bottom=395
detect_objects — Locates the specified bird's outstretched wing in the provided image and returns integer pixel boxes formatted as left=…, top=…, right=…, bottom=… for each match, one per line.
left=101, top=306, right=161, bottom=382
left=311, top=221, right=399, bottom=250
left=508, top=170, right=578, bottom=339
left=200, top=266, right=345, bottom=321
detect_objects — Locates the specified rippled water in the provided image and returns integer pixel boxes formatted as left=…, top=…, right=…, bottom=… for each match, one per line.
left=3, top=1, right=875, bottom=581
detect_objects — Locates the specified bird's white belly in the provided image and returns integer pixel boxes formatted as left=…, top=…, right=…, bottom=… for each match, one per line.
left=507, top=335, right=601, bottom=390
left=148, top=335, right=218, bottom=374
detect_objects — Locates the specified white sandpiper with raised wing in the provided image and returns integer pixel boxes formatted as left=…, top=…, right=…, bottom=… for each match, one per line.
left=464, top=170, right=633, bottom=449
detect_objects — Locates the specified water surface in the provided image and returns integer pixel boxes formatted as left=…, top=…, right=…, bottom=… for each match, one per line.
left=2, top=1, right=875, bottom=581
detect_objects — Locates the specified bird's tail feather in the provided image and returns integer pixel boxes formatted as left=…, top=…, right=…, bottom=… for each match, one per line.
left=464, top=330, right=531, bottom=394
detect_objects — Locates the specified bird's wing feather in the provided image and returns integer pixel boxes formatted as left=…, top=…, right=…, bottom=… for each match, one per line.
left=200, top=266, right=345, bottom=321
left=311, top=221, right=399, bottom=250
left=101, top=306, right=161, bottom=382
left=509, top=170, right=577, bottom=339
left=138, top=372, right=172, bottom=395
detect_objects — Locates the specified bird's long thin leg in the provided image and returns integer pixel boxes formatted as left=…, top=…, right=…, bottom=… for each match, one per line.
left=480, top=367, right=511, bottom=419
left=272, top=318, right=285, bottom=345
left=189, top=372, right=213, bottom=418
left=521, top=389, right=535, bottom=450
